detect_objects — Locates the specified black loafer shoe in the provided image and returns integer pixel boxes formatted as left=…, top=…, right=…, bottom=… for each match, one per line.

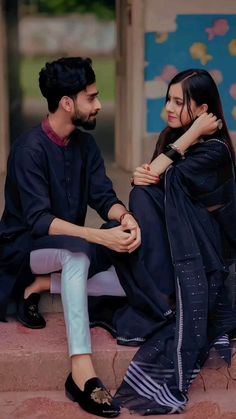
left=65, top=373, right=120, bottom=418
left=17, top=293, right=46, bottom=329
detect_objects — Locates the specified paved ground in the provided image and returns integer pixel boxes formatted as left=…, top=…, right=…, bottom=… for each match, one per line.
left=1, top=389, right=236, bottom=419
left=0, top=314, right=236, bottom=419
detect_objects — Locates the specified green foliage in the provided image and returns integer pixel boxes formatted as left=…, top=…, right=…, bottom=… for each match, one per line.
left=20, top=56, right=115, bottom=101
left=22, top=0, right=115, bottom=20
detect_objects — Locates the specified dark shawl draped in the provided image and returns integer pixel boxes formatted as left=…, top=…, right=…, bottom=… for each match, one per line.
left=111, top=138, right=236, bottom=414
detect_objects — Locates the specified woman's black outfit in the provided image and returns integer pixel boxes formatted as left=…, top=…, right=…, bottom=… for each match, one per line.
left=110, top=138, right=236, bottom=414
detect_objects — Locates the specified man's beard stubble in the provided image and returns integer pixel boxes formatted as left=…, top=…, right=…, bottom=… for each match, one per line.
left=72, top=114, right=97, bottom=131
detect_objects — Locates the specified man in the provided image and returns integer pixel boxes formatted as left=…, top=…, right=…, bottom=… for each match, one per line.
left=0, top=57, right=140, bottom=417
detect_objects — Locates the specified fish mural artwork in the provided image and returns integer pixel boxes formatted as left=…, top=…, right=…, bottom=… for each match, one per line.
left=145, top=79, right=167, bottom=99
left=145, top=14, right=236, bottom=133
left=232, top=106, right=236, bottom=120
left=229, top=40, right=236, bottom=56
left=155, top=32, right=169, bottom=44
left=229, top=84, right=236, bottom=100
left=205, top=19, right=229, bottom=40
left=160, top=65, right=178, bottom=82
left=161, top=107, right=167, bottom=122
left=190, top=43, right=213, bottom=65
left=209, top=70, right=223, bottom=85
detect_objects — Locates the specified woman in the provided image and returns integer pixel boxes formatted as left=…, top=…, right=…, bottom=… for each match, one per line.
left=111, top=69, right=236, bottom=414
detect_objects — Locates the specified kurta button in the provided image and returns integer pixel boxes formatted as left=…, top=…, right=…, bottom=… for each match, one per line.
left=66, top=177, right=71, bottom=182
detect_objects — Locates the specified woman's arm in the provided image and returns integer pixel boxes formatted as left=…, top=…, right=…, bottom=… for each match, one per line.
left=133, top=113, right=219, bottom=185
left=150, top=113, right=219, bottom=174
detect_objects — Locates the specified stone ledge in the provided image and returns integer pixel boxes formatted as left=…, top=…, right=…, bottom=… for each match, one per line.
left=0, top=313, right=235, bottom=394
left=0, top=313, right=136, bottom=391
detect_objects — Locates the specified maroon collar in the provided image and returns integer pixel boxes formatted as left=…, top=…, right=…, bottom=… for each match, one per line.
left=41, top=118, right=70, bottom=147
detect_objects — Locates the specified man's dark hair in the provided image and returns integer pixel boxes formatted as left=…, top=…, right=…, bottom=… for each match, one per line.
left=39, top=57, right=96, bottom=112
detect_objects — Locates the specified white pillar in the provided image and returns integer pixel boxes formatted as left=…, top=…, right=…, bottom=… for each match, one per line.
left=115, top=0, right=144, bottom=171
left=0, top=0, right=9, bottom=175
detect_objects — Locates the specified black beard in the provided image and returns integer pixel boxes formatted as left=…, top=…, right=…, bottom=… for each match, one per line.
left=72, top=117, right=96, bottom=130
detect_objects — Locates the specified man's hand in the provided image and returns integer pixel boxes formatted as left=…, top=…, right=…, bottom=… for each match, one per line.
left=120, top=213, right=141, bottom=253
left=96, top=224, right=141, bottom=253
left=49, top=214, right=141, bottom=253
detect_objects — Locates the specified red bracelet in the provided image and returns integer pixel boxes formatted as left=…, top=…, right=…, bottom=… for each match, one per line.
left=119, top=211, right=133, bottom=223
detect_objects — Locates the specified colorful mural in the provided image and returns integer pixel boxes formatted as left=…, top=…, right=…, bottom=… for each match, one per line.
left=145, top=15, right=236, bottom=134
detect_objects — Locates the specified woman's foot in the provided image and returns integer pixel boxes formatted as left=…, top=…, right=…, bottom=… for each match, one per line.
left=65, top=373, right=120, bottom=418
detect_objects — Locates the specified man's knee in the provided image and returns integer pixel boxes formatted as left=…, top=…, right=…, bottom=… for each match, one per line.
left=61, top=251, right=90, bottom=269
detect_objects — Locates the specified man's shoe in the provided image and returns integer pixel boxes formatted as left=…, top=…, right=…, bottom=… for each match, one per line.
left=65, top=373, right=120, bottom=418
left=17, top=293, right=46, bottom=329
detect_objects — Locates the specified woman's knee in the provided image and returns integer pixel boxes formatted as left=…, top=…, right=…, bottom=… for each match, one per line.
left=129, top=186, right=155, bottom=210
left=129, top=185, right=164, bottom=206
left=129, top=185, right=165, bottom=221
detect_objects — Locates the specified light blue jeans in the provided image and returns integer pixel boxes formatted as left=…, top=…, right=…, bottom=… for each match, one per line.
left=30, top=249, right=91, bottom=357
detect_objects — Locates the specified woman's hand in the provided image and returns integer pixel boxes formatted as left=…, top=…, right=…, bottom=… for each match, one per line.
left=189, top=112, right=220, bottom=138
left=133, top=163, right=160, bottom=186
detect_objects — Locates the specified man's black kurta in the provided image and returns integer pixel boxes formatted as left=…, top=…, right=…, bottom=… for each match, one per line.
left=0, top=121, right=122, bottom=320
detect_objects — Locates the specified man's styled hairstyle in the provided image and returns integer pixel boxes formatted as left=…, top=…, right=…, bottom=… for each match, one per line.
left=39, top=57, right=95, bottom=112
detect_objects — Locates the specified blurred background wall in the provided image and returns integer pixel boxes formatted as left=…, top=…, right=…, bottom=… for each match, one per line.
left=142, top=0, right=236, bottom=161
left=0, top=0, right=235, bottom=179
left=18, top=0, right=116, bottom=163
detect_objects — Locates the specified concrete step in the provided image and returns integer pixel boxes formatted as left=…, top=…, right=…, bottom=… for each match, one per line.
left=1, top=313, right=236, bottom=393
left=0, top=389, right=236, bottom=419
left=0, top=313, right=236, bottom=417
left=0, top=313, right=136, bottom=392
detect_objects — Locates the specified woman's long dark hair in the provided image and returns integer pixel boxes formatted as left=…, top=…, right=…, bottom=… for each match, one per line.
left=151, top=69, right=233, bottom=160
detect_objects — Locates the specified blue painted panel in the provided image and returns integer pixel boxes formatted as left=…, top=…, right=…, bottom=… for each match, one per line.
left=145, top=15, right=236, bottom=133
